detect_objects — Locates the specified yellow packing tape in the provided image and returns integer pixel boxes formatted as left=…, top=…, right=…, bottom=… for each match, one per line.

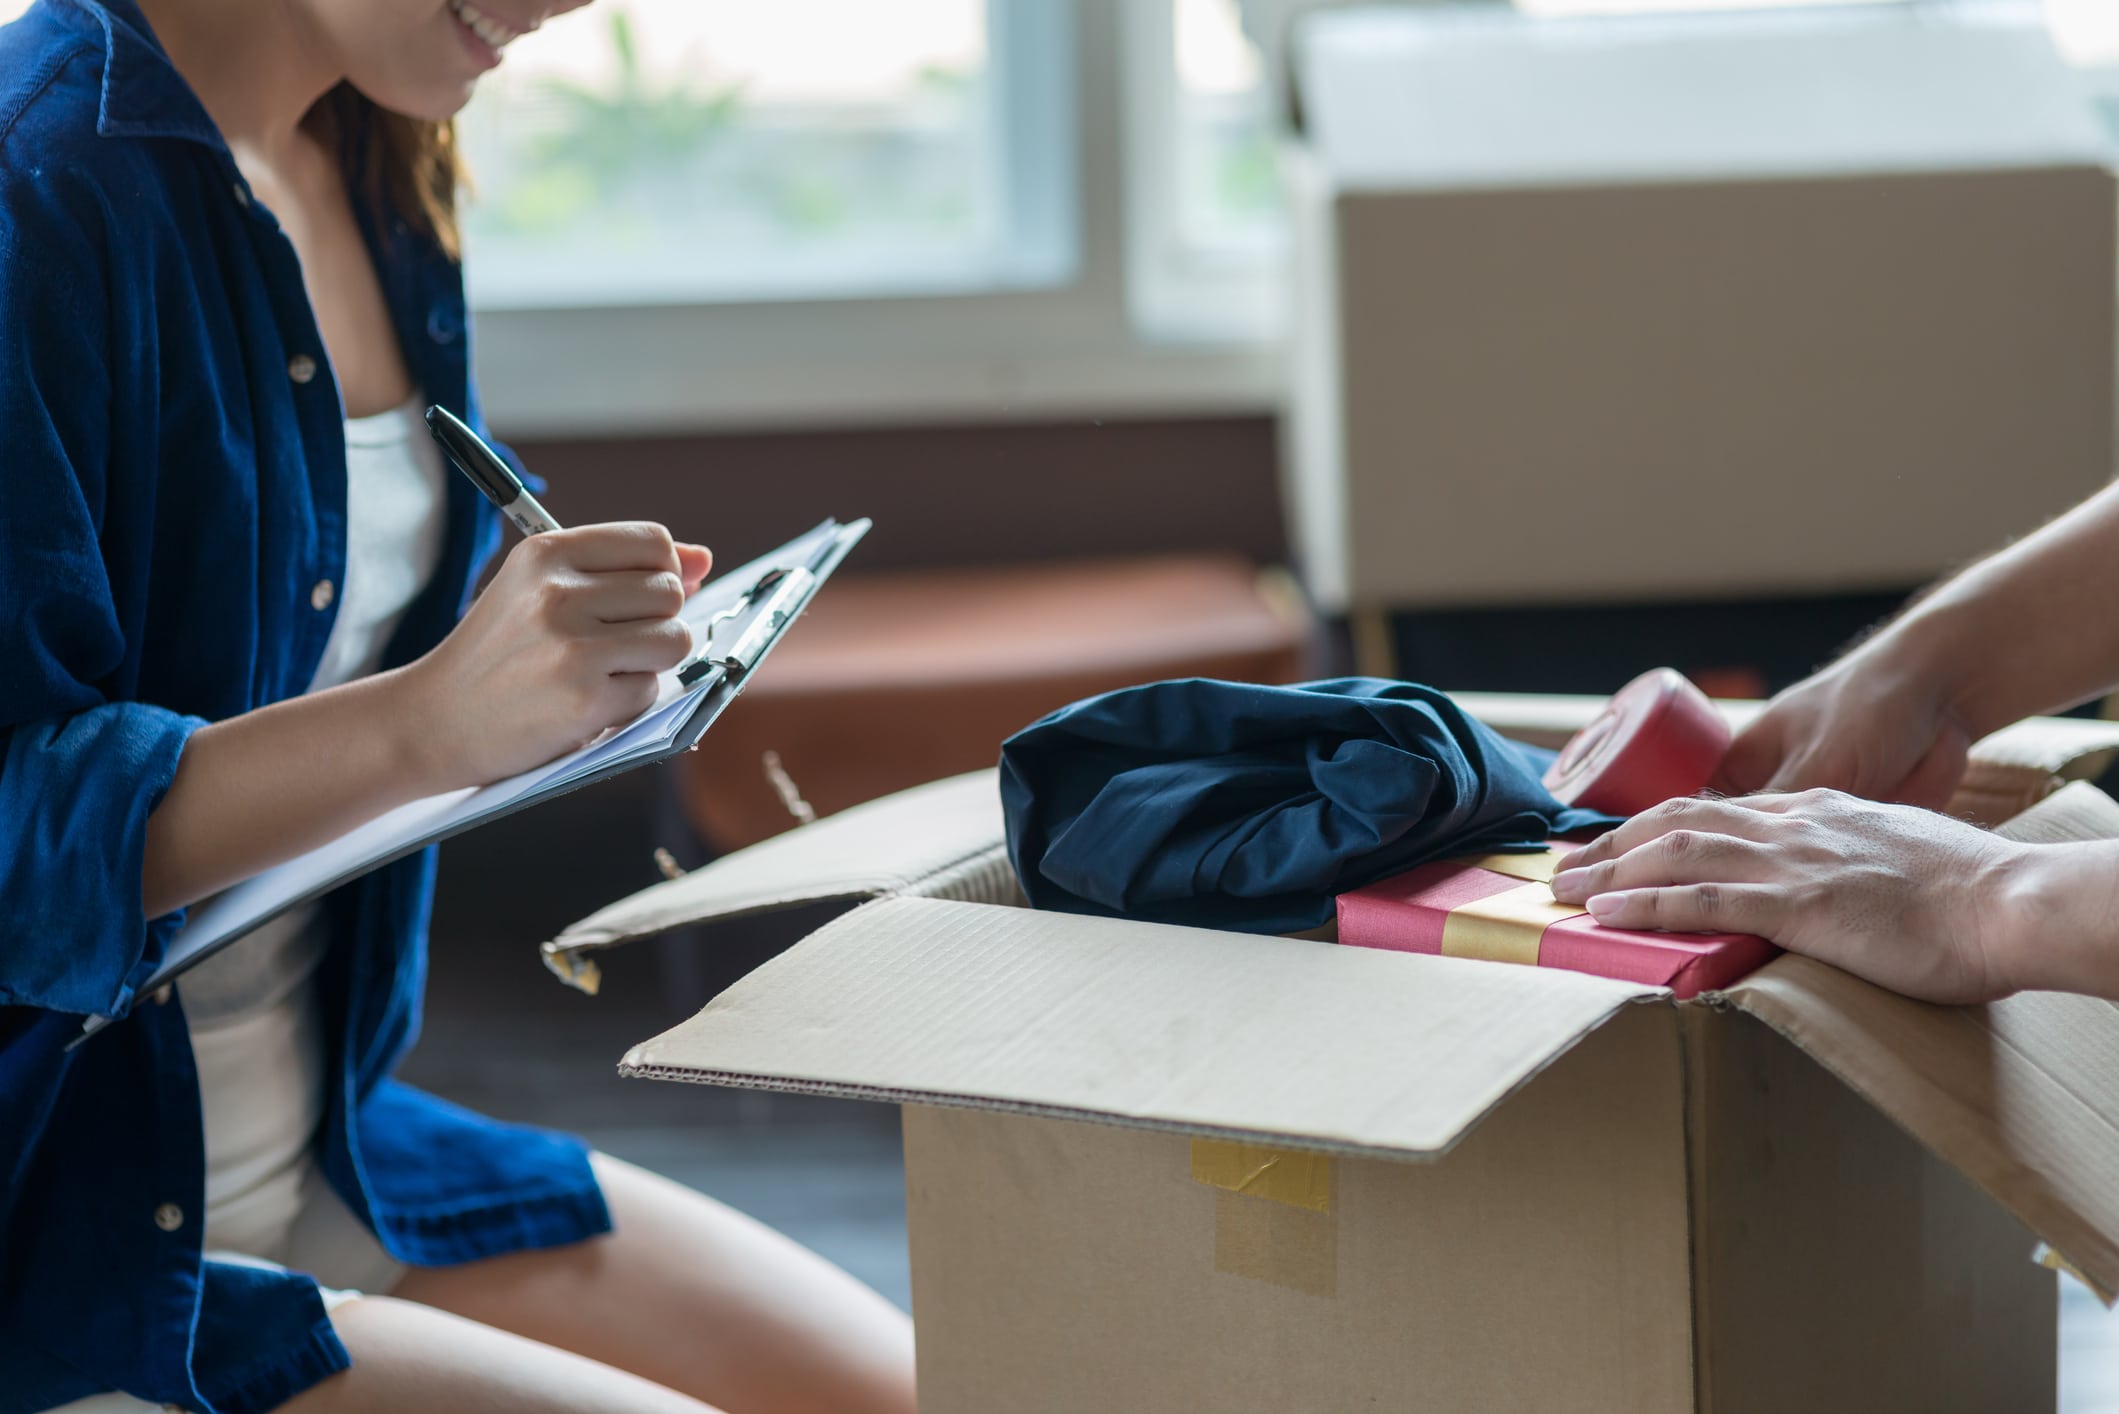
left=2037, top=1243, right=2117, bottom=1307
left=1439, top=881, right=1586, bottom=966
left=1190, top=1139, right=1334, bottom=1213
left=1191, top=1139, right=1339, bottom=1298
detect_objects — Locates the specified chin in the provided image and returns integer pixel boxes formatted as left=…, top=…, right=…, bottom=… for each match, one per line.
left=349, top=77, right=480, bottom=125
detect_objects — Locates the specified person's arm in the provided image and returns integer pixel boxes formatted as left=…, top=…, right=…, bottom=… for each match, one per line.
left=140, top=524, right=711, bottom=918
left=1719, top=479, right=2119, bottom=805
left=1986, top=838, right=2119, bottom=999
left=1547, top=792, right=2119, bottom=1003
left=0, top=160, right=711, bottom=1009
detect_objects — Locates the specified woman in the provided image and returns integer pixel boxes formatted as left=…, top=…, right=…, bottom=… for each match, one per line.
left=0, top=1, right=916, bottom=1410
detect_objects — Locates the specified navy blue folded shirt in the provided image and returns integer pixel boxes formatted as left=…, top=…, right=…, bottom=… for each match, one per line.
left=1000, top=677, right=1622, bottom=933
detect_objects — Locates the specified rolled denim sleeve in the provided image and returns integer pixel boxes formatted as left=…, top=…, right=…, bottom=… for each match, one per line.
left=0, top=709, right=202, bottom=1015
left=0, top=191, right=204, bottom=1018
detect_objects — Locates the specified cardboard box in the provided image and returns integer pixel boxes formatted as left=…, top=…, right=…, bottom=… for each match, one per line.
left=548, top=701, right=2119, bottom=1412
left=1278, top=4, right=2118, bottom=612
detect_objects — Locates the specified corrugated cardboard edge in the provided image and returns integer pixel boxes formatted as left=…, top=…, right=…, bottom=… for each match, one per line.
left=618, top=894, right=1672, bottom=1165
left=1708, top=781, right=2119, bottom=1304
left=1718, top=964, right=2119, bottom=1305
left=1990, top=778, right=2119, bottom=845
left=618, top=1003, right=1677, bottom=1170
left=539, top=769, right=1016, bottom=976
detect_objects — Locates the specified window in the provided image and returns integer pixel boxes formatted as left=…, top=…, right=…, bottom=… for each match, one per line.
left=5, top=0, right=2110, bottom=429
left=1171, top=0, right=1282, bottom=262
left=458, top=0, right=1074, bottom=308
left=1125, top=0, right=1287, bottom=341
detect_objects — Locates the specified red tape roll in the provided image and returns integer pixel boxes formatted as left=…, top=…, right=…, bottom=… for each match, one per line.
left=1542, top=668, right=1732, bottom=817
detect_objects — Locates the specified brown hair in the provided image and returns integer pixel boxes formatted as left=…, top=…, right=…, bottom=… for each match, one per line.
left=311, top=84, right=468, bottom=261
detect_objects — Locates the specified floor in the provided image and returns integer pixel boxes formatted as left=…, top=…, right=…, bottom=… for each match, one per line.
left=409, top=773, right=2119, bottom=1410
left=401, top=908, right=916, bottom=1309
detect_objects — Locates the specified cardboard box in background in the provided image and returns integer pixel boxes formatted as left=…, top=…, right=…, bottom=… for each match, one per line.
left=1280, top=3, right=2118, bottom=614
left=545, top=701, right=2119, bottom=1414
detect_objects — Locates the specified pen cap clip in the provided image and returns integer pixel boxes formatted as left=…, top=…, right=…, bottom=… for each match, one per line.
left=425, top=404, right=521, bottom=507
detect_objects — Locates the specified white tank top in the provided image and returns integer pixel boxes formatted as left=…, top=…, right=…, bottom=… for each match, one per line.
left=183, top=395, right=448, bottom=1259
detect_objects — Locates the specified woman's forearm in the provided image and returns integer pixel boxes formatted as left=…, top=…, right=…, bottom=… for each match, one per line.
left=1877, top=479, right=2119, bottom=737
left=140, top=666, right=437, bottom=918
left=138, top=523, right=713, bottom=922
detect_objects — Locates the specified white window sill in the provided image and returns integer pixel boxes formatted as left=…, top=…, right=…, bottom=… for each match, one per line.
left=473, top=301, right=1284, bottom=436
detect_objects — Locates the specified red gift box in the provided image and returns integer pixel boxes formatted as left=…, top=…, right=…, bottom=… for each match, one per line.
left=1335, top=846, right=1776, bottom=999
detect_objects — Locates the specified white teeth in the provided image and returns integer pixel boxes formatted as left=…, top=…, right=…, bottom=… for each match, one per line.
left=449, top=0, right=516, bottom=50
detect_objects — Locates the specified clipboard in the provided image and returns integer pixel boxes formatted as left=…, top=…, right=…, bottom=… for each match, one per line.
left=72, top=517, right=870, bottom=1047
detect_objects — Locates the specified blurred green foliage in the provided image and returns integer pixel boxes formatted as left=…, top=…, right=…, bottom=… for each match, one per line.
left=472, top=8, right=985, bottom=260
left=497, top=9, right=744, bottom=234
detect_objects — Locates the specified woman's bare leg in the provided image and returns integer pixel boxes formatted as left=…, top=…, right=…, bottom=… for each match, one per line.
left=388, top=1153, right=916, bottom=1414
left=282, top=1296, right=719, bottom=1414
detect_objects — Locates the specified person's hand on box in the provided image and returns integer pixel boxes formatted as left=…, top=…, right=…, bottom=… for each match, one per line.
left=1550, top=475, right=2119, bottom=1006
left=1713, top=642, right=1975, bottom=810
left=1549, top=791, right=2027, bottom=1004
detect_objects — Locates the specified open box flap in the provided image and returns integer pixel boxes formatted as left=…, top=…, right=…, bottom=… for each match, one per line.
left=1990, top=778, right=2119, bottom=844
left=1723, top=959, right=2119, bottom=1303
left=1952, top=716, right=2119, bottom=826
left=620, top=894, right=1664, bottom=1160
left=540, top=769, right=1014, bottom=989
left=1717, top=782, right=2119, bottom=1303
left=1457, top=694, right=2119, bottom=826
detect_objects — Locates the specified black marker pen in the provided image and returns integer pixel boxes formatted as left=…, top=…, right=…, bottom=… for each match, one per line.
left=425, top=404, right=561, bottom=536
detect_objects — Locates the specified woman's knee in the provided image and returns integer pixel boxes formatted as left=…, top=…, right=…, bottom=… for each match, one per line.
left=285, top=1295, right=719, bottom=1414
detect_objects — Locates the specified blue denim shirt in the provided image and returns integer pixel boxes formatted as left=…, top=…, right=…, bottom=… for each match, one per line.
left=0, top=4, right=610, bottom=1410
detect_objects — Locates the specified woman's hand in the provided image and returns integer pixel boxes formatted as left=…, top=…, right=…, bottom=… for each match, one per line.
left=1549, top=791, right=2027, bottom=1004
left=143, top=523, right=710, bottom=917
left=395, top=523, right=712, bottom=790
left=1714, top=638, right=1974, bottom=809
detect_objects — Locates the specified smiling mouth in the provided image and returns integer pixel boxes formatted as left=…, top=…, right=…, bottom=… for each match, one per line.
left=447, top=0, right=528, bottom=52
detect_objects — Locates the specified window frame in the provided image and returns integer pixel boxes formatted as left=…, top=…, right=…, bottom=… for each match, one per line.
left=1121, top=0, right=1290, bottom=344
left=465, top=0, right=2116, bottom=437
left=471, top=0, right=1284, bottom=438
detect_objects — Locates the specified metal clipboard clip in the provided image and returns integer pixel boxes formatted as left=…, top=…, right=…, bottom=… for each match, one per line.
left=674, top=565, right=815, bottom=688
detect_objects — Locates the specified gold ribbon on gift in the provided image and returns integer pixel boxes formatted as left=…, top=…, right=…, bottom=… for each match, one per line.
left=1436, top=849, right=1592, bottom=966
left=1439, top=883, right=1587, bottom=965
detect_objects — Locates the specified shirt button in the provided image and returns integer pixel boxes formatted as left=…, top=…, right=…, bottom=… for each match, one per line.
left=426, top=304, right=463, bottom=345
left=232, top=182, right=250, bottom=208
left=310, top=579, right=335, bottom=611
left=153, top=1203, right=184, bottom=1232
left=288, top=353, right=318, bottom=384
